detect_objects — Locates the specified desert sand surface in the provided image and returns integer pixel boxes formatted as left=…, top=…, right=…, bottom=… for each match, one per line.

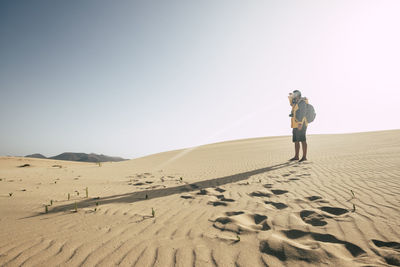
left=1, top=130, right=400, bottom=267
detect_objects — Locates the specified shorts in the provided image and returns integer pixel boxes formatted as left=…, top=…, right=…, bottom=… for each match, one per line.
left=292, top=125, right=307, bottom=142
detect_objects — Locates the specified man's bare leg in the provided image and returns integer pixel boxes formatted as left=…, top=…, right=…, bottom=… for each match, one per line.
left=300, top=141, right=307, bottom=161
left=290, top=142, right=300, bottom=160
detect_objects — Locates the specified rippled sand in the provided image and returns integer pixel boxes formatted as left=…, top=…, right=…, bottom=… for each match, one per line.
left=1, top=130, right=399, bottom=266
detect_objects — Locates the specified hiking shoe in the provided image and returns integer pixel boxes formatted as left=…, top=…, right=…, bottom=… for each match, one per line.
left=299, top=157, right=307, bottom=162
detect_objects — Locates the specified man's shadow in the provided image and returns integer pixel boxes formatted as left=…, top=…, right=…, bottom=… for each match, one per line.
left=27, top=161, right=296, bottom=217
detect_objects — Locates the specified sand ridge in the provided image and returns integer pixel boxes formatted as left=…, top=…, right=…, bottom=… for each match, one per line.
left=1, top=130, right=400, bottom=266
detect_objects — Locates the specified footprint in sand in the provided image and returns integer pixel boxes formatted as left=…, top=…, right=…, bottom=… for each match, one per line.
left=215, top=187, right=226, bottom=193
left=271, top=189, right=289, bottom=195
left=300, top=210, right=328, bottom=226
left=197, top=188, right=235, bottom=203
left=264, top=201, right=288, bottom=210
left=319, top=206, right=349, bottom=216
left=197, top=189, right=209, bottom=195
left=225, top=211, right=244, bottom=216
left=305, top=196, right=329, bottom=203
left=371, top=239, right=400, bottom=266
left=285, top=230, right=365, bottom=256
left=213, top=211, right=270, bottom=234
left=306, top=196, right=322, bottom=201
left=181, top=195, right=194, bottom=199
left=300, top=205, right=348, bottom=227
left=208, top=201, right=228, bottom=207
left=260, top=229, right=365, bottom=262
left=263, top=184, right=273, bottom=188
left=249, top=191, right=272, bottom=198
left=216, top=195, right=235, bottom=202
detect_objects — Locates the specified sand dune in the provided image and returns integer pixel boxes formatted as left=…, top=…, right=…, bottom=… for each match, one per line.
left=25, top=152, right=127, bottom=163
left=1, top=130, right=400, bottom=266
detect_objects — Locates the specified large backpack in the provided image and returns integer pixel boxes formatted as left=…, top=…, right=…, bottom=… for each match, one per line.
left=305, top=103, right=316, bottom=123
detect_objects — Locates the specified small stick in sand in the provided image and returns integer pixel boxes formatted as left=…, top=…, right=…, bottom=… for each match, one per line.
left=68, top=193, right=70, bottom=200
left=50, top=200, right=53, bottom=206
left=86, top=187, right=88, bottom=198
left=74, top=202, right=78, bottom=212
left=152, top=208, right=155, bottom=217
left=352, top=204, right=356, bottom=212
left=350, top=190, right=355, bottom=198
left=236, top=235, right=240, bottom=242
left=45, top=205, right=48, bottom=213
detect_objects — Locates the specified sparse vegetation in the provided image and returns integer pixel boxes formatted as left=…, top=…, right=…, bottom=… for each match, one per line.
left=352, top=204, right=356, bottom=212
left=152, top=207, right=155, bottom=217
left=94, top=201, right=99, bottom=212
left=86, top=187, right=88, bottom=198
left=45, top=205, right=48, bottom=213
left=68, top=193, right=70, bottom=200
left=52, top=165, right=62, bottom=168
left=236, top=235, right=240, bottom=242
left=351, top=190, right=355, bottom=198
left=145, top=194, right=148, bottom=199
left=74, top=202, right=78, bottom=212
left=50, top=200, right=53, bottom=206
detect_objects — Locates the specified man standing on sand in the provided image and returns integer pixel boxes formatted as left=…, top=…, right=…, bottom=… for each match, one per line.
left=288, top=90, right=308, bottom=162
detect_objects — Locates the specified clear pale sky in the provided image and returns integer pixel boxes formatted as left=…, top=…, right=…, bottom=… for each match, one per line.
left=1, top=0, right=399, bottom=159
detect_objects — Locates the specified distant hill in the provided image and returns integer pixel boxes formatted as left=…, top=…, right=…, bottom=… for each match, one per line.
left=25, top=153, right=127, bottom=162
left=25, top=153, right=47, bottom=159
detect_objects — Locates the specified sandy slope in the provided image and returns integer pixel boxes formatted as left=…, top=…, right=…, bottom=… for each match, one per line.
left=0, top=130, right=400, bottom=267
